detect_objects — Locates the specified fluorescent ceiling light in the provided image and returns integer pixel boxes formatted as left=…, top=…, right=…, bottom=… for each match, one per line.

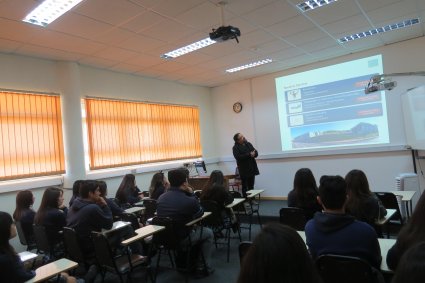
left=226, top=59, right=273, bottom=73
left=23, top=0, right=84, bottom=27
left=339, top=18, right=420, bottom=43
left=296, top=0, right=337, bottom=12
left=161, top=38, right=216, bottom=59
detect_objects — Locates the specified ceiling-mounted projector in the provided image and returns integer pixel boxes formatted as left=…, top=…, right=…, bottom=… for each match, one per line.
left=209, top=26, right=241, bottom=43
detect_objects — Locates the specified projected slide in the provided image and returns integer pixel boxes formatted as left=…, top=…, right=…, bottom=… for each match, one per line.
left=275, top=55, right=389, bottom=151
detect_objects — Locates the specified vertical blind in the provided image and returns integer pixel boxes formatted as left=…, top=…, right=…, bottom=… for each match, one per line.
left=85, top=98, right=202, bottom=170
left=0, top=91, right=65, bottom=180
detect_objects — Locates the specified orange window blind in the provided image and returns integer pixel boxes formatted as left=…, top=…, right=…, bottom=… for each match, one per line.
left=0, top=91, right=65, bottom=180
left=85, top=98, right=202, bottom=170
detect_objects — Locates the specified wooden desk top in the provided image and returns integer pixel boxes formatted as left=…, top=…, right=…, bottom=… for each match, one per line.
left=297, top=231, right=395, bottom=272
left=390, top=190, right=416, bottom=201
left=375, top=209, right=397, bottom=225
left=185, top=211, right=212, bottom=226
left=102, top=220, right=131, bottom=234
left=19, top=251, right=38, bottom=262
left=125, top=206, right=145, bottom=214
left=247, top=189, right=264, bottom=198
left=26, top=258, right=78, bottom=283
left=226, top=198, right=245, bottom=208
left=121, top=225, right=165, bottom=246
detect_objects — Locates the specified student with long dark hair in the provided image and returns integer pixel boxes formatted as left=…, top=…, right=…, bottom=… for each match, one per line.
left=387, top=191, right=425, bottom=270
left=345, top=169, right=386, bottom=225
left=13, top=190, right=36, bottom=246
left=115, top=174, right=141, bottom=206
left=69, top=180, right=83, bottom=207
left=287, top=168, right=321, bottom=220
left=392, top=241, right=425, bottom=283
left=200, top=170, right=234, bottom=208
left=98, top=180, right=125, bottom=217
left=237, top=223, right=321, bottom=283
left=34, top=187, right=68, bottom=248
left=149, top=172, right=169, bottom=200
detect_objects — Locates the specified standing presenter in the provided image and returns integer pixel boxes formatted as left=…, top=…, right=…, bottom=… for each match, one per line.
left=232, top=133, right=259, bottom=197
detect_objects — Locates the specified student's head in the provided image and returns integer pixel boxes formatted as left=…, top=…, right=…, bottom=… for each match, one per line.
left=80, top=180, right=101, bottom=200
left=0, top=211, right=16, bottom=254
left=237, top=223, right=321, bottom=283
left=119, top=174, right=136, bottom=190
left=345, top=169, right=371, bottom=198
left=168, top=169, right=188, bottom=187
left=208, top=170, right=224, bottom=187
left=392, top=241, right=425, bottom=283
left=97, top=180, right=107, bottom=197
left=72, top=180, right=84, bottom=197
left=150, top=172, right=165, bottom=189
left=294, top=168, right=317, bottom=191
left=13, top=190, right=34, bottom=221
left=318, top=175, right=347, bottom=210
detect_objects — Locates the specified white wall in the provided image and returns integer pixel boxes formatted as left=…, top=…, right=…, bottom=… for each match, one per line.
left=212, top=36, right=425, bottom=198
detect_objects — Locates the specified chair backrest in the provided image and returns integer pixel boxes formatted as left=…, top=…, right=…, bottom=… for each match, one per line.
left=15, top=221, right=29, bottom=246
left=33, top=224, right=52, bottom=255
left=151, top=216, right=180, bottom=249
left=238, top=241, right=252, bottom=265
left=143, top=199, right=157, bottom=220
left=120, top=213, right=139, bottom=231
left=200, top=200, right=225, bottom=227
left=316, top=254, right=379, bottom=283
left=279, top=207, right=307, bottom=231
left=229, top=190, right=250, bottom=214
left=90, top=231, right=116, bottom=268
left=63, top=227, right=85, bottom=263
left=375, top=192, right=404, bottom=224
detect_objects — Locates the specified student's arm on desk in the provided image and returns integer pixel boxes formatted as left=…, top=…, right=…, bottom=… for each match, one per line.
left=93, top=203, right=113, bottom=230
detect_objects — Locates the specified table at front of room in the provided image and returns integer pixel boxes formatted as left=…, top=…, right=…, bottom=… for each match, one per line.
left=390, top=190, right=416, bottom=218
left=189, top=175, right=236, bottom=191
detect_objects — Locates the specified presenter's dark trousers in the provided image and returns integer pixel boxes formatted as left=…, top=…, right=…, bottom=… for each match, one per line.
left=241, top=175, right=255, bottom=197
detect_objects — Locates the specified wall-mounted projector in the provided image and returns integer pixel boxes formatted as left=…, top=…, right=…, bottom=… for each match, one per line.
left=209, top=26, right=241, bottom=43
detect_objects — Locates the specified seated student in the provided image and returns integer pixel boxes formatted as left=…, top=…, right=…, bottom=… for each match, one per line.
left=288, top=168, right=322, bottom=220
left=345, top=169, right=387, bottom=225
left=149, top=172, right=170, bottom=200
left=34, top=187, right=68, bottom=251
left=391, top=241, right=425, bottom=283
left=69, top=180, right=83, bottom=207
left=98, top=180, right=125, bottom=218
left=67, top=180, right=113, bottom=255
left=0, top=211, right=80, bottom=283
left=200, top=170, right=234, bottom=207
left=305, top=175, right=382, bottom=269
left=386, top=191, right=425, bottom=270
left=157, top=168, right=214, bottom=276
left=115, top=174, right=142, bottom=207
left=237, top=223, right=321, bottom=283
left=13, top=190, right=36, bottom=246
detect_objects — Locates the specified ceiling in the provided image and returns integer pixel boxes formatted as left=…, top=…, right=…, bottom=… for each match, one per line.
left=0, top=0, right=424, bottom=88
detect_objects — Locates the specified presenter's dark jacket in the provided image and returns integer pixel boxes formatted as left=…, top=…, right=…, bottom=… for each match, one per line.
left=156, top=187, right=203, bottom=240
left=0, top=252, right=35, bottom=282
left=232, top=141, right=259, bottom=178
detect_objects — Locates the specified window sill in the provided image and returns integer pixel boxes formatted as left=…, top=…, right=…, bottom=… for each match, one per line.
left=0, top=175, right=64, bottom=194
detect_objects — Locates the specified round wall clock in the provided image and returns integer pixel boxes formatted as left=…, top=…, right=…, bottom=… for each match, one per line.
left=233, top=102, right=243, bottom=113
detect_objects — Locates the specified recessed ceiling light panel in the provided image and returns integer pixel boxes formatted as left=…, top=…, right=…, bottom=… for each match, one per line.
left=296, top=0, right=338, bottom=12
left=161, top=38, right=217, bottom=59
left=226, top=59, right=273, bottom=73
left=23, top=0, right=84, bottom=27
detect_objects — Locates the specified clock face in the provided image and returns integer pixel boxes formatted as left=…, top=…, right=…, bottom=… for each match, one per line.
left=233, top=102, right=243, bottom=113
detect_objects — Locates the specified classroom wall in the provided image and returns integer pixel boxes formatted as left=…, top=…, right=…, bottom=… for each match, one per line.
left=211, top=36, right=425, bottom=198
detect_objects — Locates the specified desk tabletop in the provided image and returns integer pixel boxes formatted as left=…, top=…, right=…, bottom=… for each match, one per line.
left=19, top=251, right=38, bottom=262
left=390, top=190, right=416, bottom=201
left=226, top=198, right=245, bottom=208
left=247, top=189, right=264, bottom=198
left=297, top=231, right=395, bottom=272
left=125, top=206, right=145, bottom=214
left=185, top=211, right=212, bottom=226
left=102, top=220, right=131, bottom=234
left=26, top=258, right=78, bottom=283
left=121, top=225, right=165, bottom=246
left=376, top=209, right=397, bottom=225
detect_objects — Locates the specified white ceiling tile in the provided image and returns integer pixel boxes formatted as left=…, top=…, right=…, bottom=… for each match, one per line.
left=268, top=47, right=307, bottom=61
left=0, top=0, right=36, bottom=20
left=93, top=28, right=135, bottom=46
left=139, top=19, right=198, bottom=42
left=366, top=1, right=419, bottom=25
left=79, top=56, right=119, bottom=69
left=237, top=29, right=279, bottom=49
left=323, top=15, right=371, bottom=37
left=119, top=34, right=165, bottom=53
left=356, top=0, right=404, bottom=12
left=175, top=2, right=223, bottom=30
left=305, top=0, right=361, bottom=26
left=121, top=11, right=165, bottom=33
left=243, top=1, right=299, bottom=28
left=145, top=0, right=205, bottom=18
left=0, top=38, right=22, bottom=53
left=122, top=53, right=162, bottom=68
left=299, top=37, right=339, bottom=53
left=284, top=27, right=331, bottom=46
left=0, top=18, right=40, bottom=42
left=48, top=13, right=113, bottom=40
left=252, top=39, right=293, bottom=56
left=108, top=62, right=143, bottom=74
left=226, top=0, right=276, bottom=16
left=266, top=15, right=316, bottom=38
left=92, top=47, right=140, bottom=62
left=75, top=0, right=146, bottom=26
left=17, top=44, right=84, bottom=61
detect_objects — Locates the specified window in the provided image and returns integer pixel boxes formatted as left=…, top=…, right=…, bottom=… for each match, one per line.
left=85, top=98, right=202, bottom=170
left=0, top=90, right=65, bottom=180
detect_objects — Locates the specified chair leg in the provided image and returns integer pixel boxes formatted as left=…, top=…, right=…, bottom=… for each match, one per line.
left=226, top=228, right=231, bottom=262
left=154, top=250, right=162, bottom=282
